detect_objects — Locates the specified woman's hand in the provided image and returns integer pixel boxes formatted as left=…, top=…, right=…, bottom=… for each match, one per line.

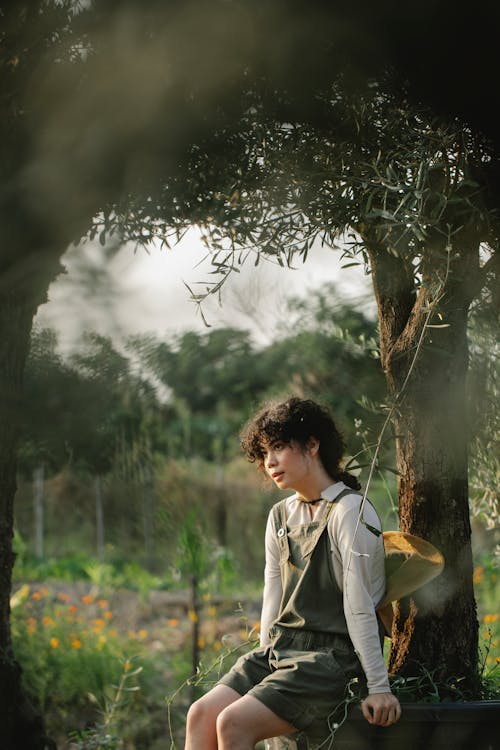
left=361, top=692, right=401, bottom=727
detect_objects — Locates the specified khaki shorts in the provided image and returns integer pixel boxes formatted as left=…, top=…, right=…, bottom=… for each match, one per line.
left=217, top=625, right=364, bottom=736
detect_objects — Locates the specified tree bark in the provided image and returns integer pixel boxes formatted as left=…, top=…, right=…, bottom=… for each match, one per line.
left=142, top=471, right=154, bottom=571
left=0, top=241, right=63, bottom=747
left=367, top=241, right=482, bottom=696
left=34, top=464, right=45, bottom=561
left=95, top=475, right=105, bottom=561
left=0, top=282, right=58, bottom=747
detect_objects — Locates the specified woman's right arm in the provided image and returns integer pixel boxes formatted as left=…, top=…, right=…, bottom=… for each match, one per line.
left=259, top=510, right=282, bottom=647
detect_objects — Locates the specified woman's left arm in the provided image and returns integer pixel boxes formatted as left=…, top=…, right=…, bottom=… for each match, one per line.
left=260, top=510, right=282, bottom=647
left=333, top=503, right=391, bottom=694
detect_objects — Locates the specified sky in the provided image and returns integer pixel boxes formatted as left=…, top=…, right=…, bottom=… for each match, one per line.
left=34, top=227, right=375, bottom=353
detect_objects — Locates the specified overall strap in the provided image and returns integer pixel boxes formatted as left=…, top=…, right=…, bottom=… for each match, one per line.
left=273, top=499, right=290, bottom=562
left=273, top=488, right=361, bottom=561
left=301, top=488, right=361, bottom=558
left=300, top=500, right=336, bottom=559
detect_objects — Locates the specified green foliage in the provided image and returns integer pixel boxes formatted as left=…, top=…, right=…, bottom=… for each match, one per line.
left=81, top=561, right=164, bottom=596
left=68, top=657, right=143, bottom=750
left=11, top=586, right=144, bottom=715
left=389, top=669, right=475, bottom=703
left=22, top=285, right=385, bottom=478
left=176, top=509, right=209, bottom=580
left=16, top=286, right=392, bottom=584
left=10, top=583, right=162, bottom=747
left=20, top=328, right=167, bottom=478
left=13, top=533, right=164, bottom=594
left=474, top=555, right=500, bottom=688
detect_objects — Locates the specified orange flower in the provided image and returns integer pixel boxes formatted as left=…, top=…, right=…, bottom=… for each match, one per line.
left=137, top=629, right=148, bottom=640
left=81, top=594, right=94, bottom=605
left=57, top=593, right=71, bottom=603
left=167, top=618, right=179, bottom=627
left=97, top=599, right=109, bottom=609
left=92, top=618, right=105, bottom=630
left=50, top=637, right=59, bottom=649
left=42, top=616, right=55, bottom=627
left=473, top=566, right=484, bottom=584
left=71, top=639, right=82, bottom=649
left=27, top=617, right=37, bottom=634
left=39, top=586, right=49, bottom=596
left=103, top=611, right=113, bottom=620
left=32, top=592, right=41, bottom=601
left=69, top=605, right=78, bottom=615
left=484, top=614, right=499, bottom=624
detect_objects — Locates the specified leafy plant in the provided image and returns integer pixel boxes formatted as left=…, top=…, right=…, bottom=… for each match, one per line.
left=10, top=584, right=152, bottom=722
left=68, top=656, right=143, bottom=750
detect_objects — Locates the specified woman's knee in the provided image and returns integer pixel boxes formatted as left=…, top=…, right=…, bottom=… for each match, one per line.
left=217, top=702, right=260, bottom=745
left=186, top=685, right=240, bottom=735
left=216, top=704, right=241, bottom=743
left=186, top=694, right=216, bottom=731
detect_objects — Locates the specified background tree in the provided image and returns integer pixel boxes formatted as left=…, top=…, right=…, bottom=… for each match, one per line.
left=14, top=291, right=387, bottom=575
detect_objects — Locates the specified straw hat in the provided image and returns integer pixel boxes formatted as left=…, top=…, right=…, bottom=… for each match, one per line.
left=376, top=531, right=445, bottom=636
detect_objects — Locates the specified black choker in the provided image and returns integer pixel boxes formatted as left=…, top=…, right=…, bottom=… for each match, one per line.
left=301, top=498, right=323, bottom=505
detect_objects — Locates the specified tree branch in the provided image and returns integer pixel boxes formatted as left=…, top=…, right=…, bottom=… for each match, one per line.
left=362, top=237, right=418, bottom=379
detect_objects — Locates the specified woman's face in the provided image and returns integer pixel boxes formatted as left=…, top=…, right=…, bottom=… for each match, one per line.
left=262, top=439, right=316, bottom=494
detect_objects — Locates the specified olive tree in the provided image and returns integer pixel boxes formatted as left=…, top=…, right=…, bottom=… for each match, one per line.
left=1, top=1, right=499, bottom=744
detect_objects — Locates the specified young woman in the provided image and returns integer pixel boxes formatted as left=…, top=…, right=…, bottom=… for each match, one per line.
left=184, top=397, right=401, bottom=750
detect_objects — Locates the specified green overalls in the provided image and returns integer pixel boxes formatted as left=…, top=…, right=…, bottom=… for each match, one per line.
left=219, top=490, right=365, bottom=750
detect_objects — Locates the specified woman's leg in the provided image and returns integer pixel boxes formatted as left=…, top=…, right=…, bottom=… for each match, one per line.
left=184, top=684, right=241, bottom=750
left=216, top=694, right=297, bottom=750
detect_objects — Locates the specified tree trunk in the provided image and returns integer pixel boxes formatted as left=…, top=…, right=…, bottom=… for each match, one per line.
left=215, top=465, right=227, bottom=548
left=0, top=284, right=56, bottom=748
left=367, top=242, right=481, bottom=696
left=33, top=464, right=45, bottom=561
left=142, top=473, right=154, bottom=571
left=388, top=306, right=478, bottom=694
left=95, top=475, right=105, bottom=561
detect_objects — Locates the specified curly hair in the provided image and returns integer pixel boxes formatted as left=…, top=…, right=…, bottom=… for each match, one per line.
left=240, top=397, right=361, bottom=490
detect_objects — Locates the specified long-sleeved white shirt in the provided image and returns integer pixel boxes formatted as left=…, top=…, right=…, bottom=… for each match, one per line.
left=260, top=481, right=390, bottom=694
